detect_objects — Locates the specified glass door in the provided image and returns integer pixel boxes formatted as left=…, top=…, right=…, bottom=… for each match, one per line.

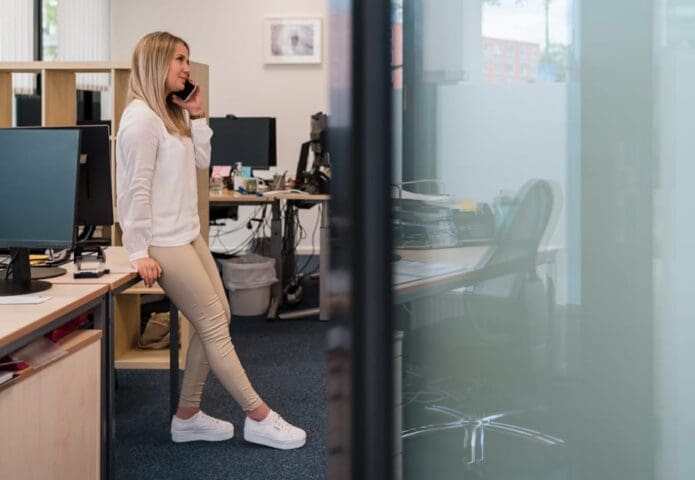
left=394, top=1, right=580, bottom=478
left=329, top=0, right=695, bottom=479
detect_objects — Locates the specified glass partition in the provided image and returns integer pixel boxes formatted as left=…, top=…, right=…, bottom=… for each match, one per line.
left=389, top=0, right=695, bottom=478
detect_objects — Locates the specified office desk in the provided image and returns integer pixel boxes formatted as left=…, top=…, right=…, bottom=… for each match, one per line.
left=48, top=250, right=139, bottom=480
left=274, top=192, right=330, bottom=321
left=0, top=283, right=107, bottom=356
left=209, top=189, right=330, bottom=320
left=55, top=248, right=192, bottom=370
left=394, top=245, right=558, bottom=303
left=50, top=249, right=138, bottom=290
left=0, top=283, right=108, bottom=479
left=210, top=190, right=282, bottom=318
left=394, top=246, right=488, bottom=303
left=209, top=189, right=276, bottom=204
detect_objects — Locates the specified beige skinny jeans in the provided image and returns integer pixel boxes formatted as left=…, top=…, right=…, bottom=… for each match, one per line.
left=149, top=235, right=262, bottom=411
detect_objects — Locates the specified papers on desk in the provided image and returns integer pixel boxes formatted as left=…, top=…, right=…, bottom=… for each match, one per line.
left=0, top=371, right=13, bottom=385
left=262, top=189, right=304, bottom=196
left=391, top=186, right=452, bottom=204
left=0, top=295, right=51, bottom=305
left=393, top=259, right=470, bottom=285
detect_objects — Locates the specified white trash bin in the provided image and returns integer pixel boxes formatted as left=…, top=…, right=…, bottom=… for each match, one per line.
left=221, top=254, right=277, bottom=316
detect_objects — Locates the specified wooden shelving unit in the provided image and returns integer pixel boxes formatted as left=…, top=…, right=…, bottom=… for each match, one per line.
left=0, top=61, right=211, bottom=369
left=115, top=282, right=192, bottom=370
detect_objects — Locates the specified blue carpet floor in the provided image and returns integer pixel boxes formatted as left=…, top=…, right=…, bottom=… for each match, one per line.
left=114, top=270, right=329, bottom=479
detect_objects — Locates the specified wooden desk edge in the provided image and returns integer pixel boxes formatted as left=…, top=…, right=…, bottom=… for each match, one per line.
left=394, top=246, right=560, bottom=302
left=51, top=272, right=139, bottom=291
left=209, top=190, right=330, bottom=203
left=209, top=192, right=274, bottom=203
left=103, top=272, right=139, bottom=291
left=0, top=284, right=108, bottom=352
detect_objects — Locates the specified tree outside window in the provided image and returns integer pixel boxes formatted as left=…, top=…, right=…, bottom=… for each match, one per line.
left=43, top=0, right=58, bottom=60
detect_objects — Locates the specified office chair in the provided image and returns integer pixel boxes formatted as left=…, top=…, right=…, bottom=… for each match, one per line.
left=401, top=179, right=564, bottom=467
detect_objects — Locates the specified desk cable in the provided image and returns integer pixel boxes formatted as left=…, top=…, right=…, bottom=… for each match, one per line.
left=210, top=205, right=271, bottom=255
left=296, top=204, right=322, bottom=276
left=3, top=250, right=21, bottom=279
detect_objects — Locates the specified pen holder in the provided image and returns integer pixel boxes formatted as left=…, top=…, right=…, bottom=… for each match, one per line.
left=209, top=176, right=224, bottom=195
left=272, top=173, right=286, bottom=190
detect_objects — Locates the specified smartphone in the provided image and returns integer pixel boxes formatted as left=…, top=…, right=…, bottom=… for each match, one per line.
left=172, top=79, right=197, bottom=102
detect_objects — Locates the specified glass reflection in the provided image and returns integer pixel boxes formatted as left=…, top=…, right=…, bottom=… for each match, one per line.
left=389, top=0, right=695, bottom=478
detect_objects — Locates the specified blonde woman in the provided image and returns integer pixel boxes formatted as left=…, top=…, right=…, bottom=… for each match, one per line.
left=117, top=31, right=306, bottom=450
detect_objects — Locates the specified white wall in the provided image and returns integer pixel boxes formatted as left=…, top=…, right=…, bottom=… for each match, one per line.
left=437, top=84, right=567, bottom=208
left=110, top=0, right=328, bottom=252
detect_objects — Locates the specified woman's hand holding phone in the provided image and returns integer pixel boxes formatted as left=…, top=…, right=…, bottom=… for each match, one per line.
left=173, top=79, right=197, bottom=102
left=170, top=80, right=205, bottom=118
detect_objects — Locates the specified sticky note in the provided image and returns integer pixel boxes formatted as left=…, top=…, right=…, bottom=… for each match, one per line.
left=211, top=165, right=232, bottom=178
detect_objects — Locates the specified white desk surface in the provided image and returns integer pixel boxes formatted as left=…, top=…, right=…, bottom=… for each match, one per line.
left=394, top=246, right=489, bottom=298
left=397, top=246, right=488, bottom=267
left=0, top=283, right=108, bottom=351
left=394, top=245, right=559, bottom=300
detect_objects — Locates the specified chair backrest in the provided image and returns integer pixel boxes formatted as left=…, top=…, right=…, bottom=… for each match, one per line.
left=460, top=179, right=555, bottom=375
left=473, top=179, right=554, bottom=298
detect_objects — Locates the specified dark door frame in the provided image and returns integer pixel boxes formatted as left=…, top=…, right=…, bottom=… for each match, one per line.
left=327, top=0, right=395, bottom=479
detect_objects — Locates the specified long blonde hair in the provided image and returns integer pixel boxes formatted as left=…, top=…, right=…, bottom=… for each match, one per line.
left=127, top=31, right=191, bottom=137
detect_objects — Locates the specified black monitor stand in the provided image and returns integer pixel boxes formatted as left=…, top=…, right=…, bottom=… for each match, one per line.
left=30, top=266, right=68, bottom=280
left=0, top=266, right=67, bottom=280
left=0, top=248, right=52, bottom=296
left=0, top=251, right=68, bottom=280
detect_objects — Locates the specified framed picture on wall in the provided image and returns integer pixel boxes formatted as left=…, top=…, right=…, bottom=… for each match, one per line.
left=264, top=17, right=322, bottom=64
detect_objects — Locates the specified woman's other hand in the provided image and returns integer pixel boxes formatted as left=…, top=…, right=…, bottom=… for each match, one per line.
left=132, top=257, right=162, bottom=287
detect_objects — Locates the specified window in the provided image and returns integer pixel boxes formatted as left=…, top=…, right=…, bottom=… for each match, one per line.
left=43, top=0, right=58, bottom=60
left=0, top=1, right=35, bottom=94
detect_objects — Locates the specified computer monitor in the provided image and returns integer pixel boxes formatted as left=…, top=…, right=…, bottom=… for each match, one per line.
left=1, top=125, right=113, bottom=281
left=295, top=141, right=312, bottom=183
left=294, top=112, right=330, bottom=194
left=209, top=116, right=277, bottom=170
left=0, top=128, right=81, bottom=295
left=10, top=125, right=113, bottom=229
left=76, top=119, right=112, bottom=132
left=74, top=125, right=114, bottom=229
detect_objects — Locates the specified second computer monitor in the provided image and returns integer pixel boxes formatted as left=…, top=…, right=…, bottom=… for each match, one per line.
left=209, top=116, right=277, bottom=170
left=75, top=125, right=113, bottom=227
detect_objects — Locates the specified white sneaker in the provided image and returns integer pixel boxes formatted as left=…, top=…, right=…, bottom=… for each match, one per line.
left=170, top=411, right=235, bottom=443
left=243, top=410, right=307, bottom=450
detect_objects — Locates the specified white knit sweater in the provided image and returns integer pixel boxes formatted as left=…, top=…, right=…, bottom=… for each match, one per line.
left=116, top=99, right=212, bottom=261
